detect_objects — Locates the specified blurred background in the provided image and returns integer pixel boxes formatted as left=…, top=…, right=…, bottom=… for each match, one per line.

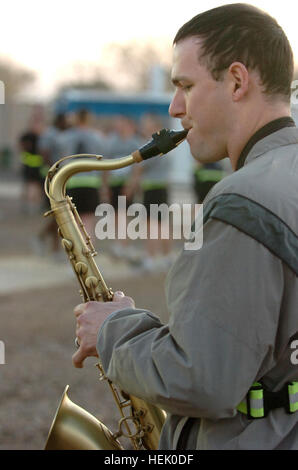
left=0, top=0, right=298, bottom=450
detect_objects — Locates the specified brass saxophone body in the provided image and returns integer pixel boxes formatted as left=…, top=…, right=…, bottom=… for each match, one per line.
left=44, top=128, right=188, bottom=450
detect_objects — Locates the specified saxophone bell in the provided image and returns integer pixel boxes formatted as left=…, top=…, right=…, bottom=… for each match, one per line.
left=45, top=386, right=124, bottom=450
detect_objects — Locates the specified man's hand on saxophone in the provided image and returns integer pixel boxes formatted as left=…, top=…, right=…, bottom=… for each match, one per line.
left=72, top=291, right=135, bottom=368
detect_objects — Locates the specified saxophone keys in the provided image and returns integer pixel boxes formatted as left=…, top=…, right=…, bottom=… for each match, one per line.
left=85, top=276, right=99, bottom=289
left=79, top=289, right=84, bottom=300
left=61, top=238, right=73, bottom=252
left=75, top=262, right=88, bottom=275
left=43, top=209, right=54, bottom=218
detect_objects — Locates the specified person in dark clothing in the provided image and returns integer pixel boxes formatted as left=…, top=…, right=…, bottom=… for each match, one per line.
left=193, top=162, right=225, bottom=203
left=19, top=131, right=44, bottom=214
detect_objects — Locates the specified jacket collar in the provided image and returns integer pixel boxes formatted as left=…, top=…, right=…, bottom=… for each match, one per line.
left=236, top=117, right=297, bottom=170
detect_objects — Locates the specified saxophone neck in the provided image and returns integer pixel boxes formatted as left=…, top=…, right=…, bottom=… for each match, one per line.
left=47, top=154, right=135, bottom=202
left=132, top=128, right=188, bottom=161
left=46, top=127, right=188, bottom=202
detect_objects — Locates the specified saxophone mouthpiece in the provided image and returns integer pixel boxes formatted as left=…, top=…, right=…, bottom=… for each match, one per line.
left=134, top=128, right=188, bottom=161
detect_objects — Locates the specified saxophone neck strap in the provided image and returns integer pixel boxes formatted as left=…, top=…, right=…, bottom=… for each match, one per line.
left=237, top=381, right=298, bottom=419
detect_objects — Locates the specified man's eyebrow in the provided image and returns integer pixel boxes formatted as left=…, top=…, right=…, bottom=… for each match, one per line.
left=171, top=75, right=189, bottom=86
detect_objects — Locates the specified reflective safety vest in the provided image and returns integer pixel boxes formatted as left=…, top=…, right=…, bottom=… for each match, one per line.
left=108, top=176, right=128, bottom=187
left=195, top=166, right=225, bottom=183
left=21, top=151, right=43, bottom=168
left=39, top=164, right=50, bottom=178
left=66, top=174, right=101, bottom=189
left=141, top=180, right=167, bottom=191
left=237, top=381, right=298, bottom=419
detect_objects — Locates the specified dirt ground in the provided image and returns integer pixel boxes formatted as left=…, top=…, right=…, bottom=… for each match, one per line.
left=0, top=188, right=170, bottom=450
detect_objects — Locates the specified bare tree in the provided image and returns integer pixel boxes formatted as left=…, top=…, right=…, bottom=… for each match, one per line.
left=0, top=59, right=35, bottom=100
left=57, top=61, right=113, bottom=93
left=54, top=41, right=173, bottom=95
left=100, top=40, right=173, bottom=92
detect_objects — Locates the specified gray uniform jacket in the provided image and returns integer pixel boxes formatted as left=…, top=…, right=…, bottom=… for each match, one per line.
left=97, top=124, right=298, bottom=449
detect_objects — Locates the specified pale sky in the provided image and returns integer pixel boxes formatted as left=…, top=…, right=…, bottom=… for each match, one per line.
left=1, top=0, right=297, bottom=98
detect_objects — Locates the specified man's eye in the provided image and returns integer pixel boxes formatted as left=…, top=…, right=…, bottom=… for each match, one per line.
left=182, top=85, right=193, bottom=92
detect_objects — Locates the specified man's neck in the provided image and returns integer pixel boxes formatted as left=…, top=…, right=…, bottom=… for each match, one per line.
left=236, top=116, right=296, bottom=170
left=227, top=104, right=291, bottom=170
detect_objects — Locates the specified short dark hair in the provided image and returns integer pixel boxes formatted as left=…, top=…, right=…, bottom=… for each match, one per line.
left=53, top=113, right=68, bottom=130
left=19, top=132, right=38, bottom=153
left=174, top=3, right=294, bottom=100
left=76, top=109, right=89, bottom=124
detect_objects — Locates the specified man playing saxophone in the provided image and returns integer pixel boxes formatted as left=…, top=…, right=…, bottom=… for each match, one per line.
left=73, top=4, right=298, bottom=449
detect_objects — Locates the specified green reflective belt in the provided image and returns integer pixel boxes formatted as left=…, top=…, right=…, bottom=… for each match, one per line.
left=195, top=168, right=224, bottom=183
left=66, top=175, right=101, bottom=189
left=141, top=181, right=167, bottom=191
left=40, top=165, right=50, bottom=178
left=109, top=177, right=127, bottom=187
left=21, top=151, right=43, bottom=168
left=237, top=381, right=298, bottom=419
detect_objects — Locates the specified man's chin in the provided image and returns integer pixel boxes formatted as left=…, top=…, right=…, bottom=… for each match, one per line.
left=187, top=137, right=227, bottom=163
left=191, top=150, right=228, bottom=164
left=192, top=153, right=214, bottom=164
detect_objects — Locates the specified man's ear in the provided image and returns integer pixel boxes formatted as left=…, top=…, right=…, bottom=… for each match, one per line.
left=228, top=62, right=249, bottom=101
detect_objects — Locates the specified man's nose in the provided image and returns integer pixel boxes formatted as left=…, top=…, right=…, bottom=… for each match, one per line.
left=169, top=90, right=186, bottom=119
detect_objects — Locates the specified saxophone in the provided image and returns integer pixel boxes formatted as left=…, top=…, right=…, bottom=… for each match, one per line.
left=43, top=128, right=188, bottom=451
